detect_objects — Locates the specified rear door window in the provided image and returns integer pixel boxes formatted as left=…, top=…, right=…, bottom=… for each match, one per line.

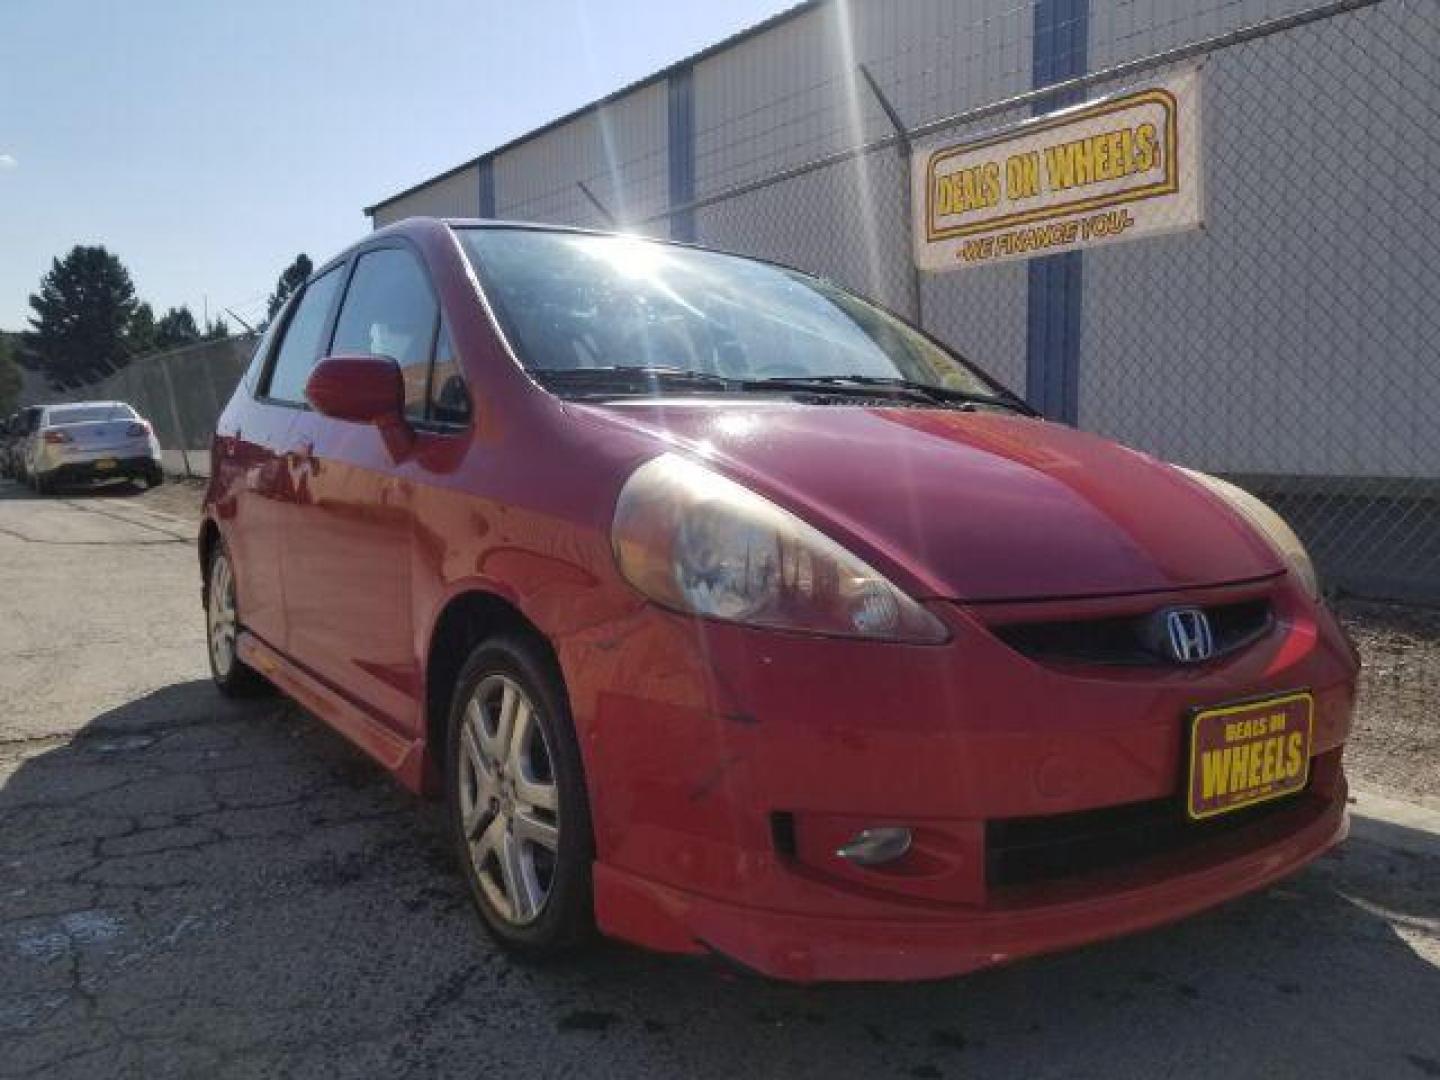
left=264, top=267, right=343, bottom=405
left=329, top=248, right=438, bottom=423
left=45, top=404, right=134, bottom=424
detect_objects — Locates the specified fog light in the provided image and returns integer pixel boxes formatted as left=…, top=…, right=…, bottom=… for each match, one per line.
left=835, top=826, right=912, bottom=866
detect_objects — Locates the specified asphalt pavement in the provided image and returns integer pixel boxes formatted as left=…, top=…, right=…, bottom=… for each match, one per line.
left=2, top=479, right=1438, bottom=1080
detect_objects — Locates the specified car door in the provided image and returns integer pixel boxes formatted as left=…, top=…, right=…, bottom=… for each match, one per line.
left=279, top=244, right=440, bottom=731
left=231, top=266, right=346, bottom=650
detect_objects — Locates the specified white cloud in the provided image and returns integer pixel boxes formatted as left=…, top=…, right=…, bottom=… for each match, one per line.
left=0, top=153, right=16, bottom=171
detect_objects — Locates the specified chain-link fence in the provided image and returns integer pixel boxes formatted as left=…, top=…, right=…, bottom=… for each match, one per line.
left=603, top=0, right=1436, bottom=603
left=33, top=335, right=256, bottom=479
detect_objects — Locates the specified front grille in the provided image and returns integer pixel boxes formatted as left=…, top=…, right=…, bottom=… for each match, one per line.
left=993, top=598, right=1271, bottom=666
left=985, top=788, right=1308, bottom=889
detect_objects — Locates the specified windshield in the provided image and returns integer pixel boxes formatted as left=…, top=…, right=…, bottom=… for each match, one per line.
left=456, top=228, right=999, bottom=397
left=45, top=404, right=134, bottom=425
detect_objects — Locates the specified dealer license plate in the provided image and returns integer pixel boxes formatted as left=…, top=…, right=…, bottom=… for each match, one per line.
left=1187, top=692, right=1313, bottom=821
left=94, top=459, right=117, bottom=471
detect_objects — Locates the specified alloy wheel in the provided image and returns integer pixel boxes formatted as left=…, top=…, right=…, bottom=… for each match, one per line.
left=207, top=554, right=237, bottom=680
left=457, top=674, right=561, bottom=926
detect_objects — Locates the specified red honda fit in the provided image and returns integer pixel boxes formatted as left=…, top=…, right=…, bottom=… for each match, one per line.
left=201, top=218, right=1357, bottom=982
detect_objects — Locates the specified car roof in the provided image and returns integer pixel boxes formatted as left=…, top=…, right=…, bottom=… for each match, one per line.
left=306, top=217, right=604, bottom=288
left=309, top=216, right=762, bottom=291
left=297, top=216, right=723, bottom=302
left=369, top=216, right=684, bottom=253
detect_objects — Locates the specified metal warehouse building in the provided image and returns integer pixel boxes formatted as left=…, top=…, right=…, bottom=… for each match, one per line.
left=366, top=0, right=1439, bottom=599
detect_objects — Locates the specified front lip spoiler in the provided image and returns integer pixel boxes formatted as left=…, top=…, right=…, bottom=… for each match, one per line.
left=592, top=787, right=1348, bottom=983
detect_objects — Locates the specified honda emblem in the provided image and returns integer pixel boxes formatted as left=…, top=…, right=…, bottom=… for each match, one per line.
left=1163, top=607, right=1215, bottom=663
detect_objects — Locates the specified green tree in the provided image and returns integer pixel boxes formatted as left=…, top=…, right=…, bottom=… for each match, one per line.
left=203, top=316, right=231, bottom=341
left=154, top=305, right=201, bottom=350
left=128, top=301, right=157, bottom=356
left=265, top=254, right=313, bottom=323
left=0, top=334, right=21, bottom=414
left=23, top=245, right=138, bottom=389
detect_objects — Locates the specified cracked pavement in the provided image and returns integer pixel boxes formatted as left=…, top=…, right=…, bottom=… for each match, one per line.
left=2, top=480, right=1439, bottom=1080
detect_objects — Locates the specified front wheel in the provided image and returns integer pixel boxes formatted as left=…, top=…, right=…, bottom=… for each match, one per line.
left=446, top=636, right=594, bottom=956
left=206, top=545, right=268, bottom=697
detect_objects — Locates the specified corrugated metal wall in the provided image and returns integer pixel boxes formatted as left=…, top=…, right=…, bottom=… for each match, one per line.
left=1088, top=0, right=1321, bottom=66
left=371, top=163, right=481, bottom=228
left=493, top=82, right=671, bottom=234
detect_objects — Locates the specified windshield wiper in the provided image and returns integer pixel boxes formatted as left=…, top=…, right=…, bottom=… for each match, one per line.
left=745, top=374, right=1031, bottom=413
left=531, top=366, right=1034, bottom=414
left=531, top=366, right=737, bottom=395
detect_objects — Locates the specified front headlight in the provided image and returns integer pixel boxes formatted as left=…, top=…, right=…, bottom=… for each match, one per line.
left=1180, top=468, right=1320, bottom=600
left=612, top=453, right=949, bottom=643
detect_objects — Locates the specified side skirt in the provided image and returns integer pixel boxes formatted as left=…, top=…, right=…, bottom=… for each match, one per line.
left=236, top=630, right=427, bottom=793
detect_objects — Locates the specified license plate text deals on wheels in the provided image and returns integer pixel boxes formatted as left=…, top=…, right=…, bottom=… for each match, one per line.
left=1188, top=693, right=1313, bottom=821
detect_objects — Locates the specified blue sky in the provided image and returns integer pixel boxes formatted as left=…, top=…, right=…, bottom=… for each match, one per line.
left=0, top=0, right=792, bottom=330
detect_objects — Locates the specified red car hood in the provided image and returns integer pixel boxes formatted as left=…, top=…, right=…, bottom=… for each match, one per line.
left=569, top=400, right=1283, bottom=602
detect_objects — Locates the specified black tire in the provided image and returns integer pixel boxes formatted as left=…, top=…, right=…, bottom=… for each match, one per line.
left=144, top=464, right=164, bottom=488
left=33, top=472, right=52, bottom=496
left=445, top=635, right=594, bottom=957
left=205, top=542, right=270, bottom=698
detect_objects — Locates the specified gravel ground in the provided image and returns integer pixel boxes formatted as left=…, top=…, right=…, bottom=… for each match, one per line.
left=125, top=475, right=211, bottom=523
left=1336, top=600, right=1440, bottom=802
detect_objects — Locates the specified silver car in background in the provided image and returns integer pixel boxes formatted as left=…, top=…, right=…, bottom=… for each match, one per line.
left=25, top=402, right=164, bottom=494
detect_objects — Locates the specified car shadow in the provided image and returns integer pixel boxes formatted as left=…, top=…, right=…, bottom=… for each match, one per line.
left=0, top=476, right=150, bottom=501
left=2, top=681, right=1437, bottom=1078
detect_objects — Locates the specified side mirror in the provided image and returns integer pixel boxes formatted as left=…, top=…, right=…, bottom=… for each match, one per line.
left=305, top=355, right=404, bottom=425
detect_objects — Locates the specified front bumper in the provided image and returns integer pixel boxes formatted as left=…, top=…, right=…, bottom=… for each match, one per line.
left=595, top=775, right=1347, bottom=981
left=561, top=575, right=1359, bottom=982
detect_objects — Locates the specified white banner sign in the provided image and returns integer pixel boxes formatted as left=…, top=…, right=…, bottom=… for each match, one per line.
left=912, top=67, right=1204, bottom=271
